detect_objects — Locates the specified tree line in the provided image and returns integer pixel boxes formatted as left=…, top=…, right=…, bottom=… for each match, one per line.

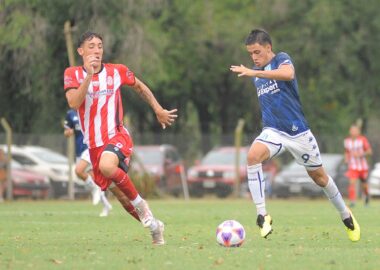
left=1, top=0, right=380, bottom=145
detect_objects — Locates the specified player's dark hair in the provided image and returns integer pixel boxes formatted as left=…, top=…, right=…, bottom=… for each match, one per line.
left=245, top=29, right=272, bottom=46
left=77, top=31, right=103, bottom=48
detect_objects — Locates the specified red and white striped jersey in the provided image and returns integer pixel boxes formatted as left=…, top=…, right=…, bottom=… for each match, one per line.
left=344, top=135, right=371, bottom=171
left=64, top=63, right=135, bottom=149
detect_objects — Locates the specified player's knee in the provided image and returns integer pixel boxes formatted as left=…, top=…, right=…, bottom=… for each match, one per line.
left=99, top=158, right=117, bottom=178
left=247, top=153, right=264, bottom=165
left=74, top=167, right=86, bottom=180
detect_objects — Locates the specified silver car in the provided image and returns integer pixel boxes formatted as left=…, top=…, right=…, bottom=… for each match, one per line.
left=273, top=154, right=348, bottom=198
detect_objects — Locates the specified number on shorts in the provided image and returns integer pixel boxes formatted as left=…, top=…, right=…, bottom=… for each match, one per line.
left=301, top=154, right=310, bottom=163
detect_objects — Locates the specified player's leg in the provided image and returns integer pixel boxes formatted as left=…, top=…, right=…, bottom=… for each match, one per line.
left=77, top=151, right=102, bottom=205
left=99, top=136, right=164, bottom=244
left=307, top=167, right=360, bottom=241
left=359, top=171, right=370, bottom=206
left=108, top=184, right=140, bottom=221
left=348, top=177, right=357, bottom=207
left=247, top=129, right=284, bottom=238
left=346, top=170, right=358, bottom=207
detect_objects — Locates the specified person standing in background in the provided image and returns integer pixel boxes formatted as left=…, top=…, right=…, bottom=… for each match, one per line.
left=344, top=124, right=372, bottom=207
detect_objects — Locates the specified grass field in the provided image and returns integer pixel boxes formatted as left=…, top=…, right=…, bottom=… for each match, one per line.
left=0, top=198, right=379, bottom=270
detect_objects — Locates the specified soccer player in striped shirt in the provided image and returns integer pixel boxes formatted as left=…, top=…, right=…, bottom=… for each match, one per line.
left=344, top=124, right=372, bottom=207
left=64, top=31, right=177, bottom=245
left=230, top=29, right=360, bottom=242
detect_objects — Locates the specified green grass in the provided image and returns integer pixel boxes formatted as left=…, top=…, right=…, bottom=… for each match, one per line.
left=0, top=198, right=379, bottom=270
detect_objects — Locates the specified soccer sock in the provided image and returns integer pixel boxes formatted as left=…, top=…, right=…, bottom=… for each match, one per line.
left=100, top=191, right=112, bottom=209
left=247, top=164, right=267, bottom=216
left=121, top=199, right=140, bottom=221
left=348, top=183, right=356, bottom=202
left=149, top=219, right=158, bottom=231
left=130, top=194, right=143, bottom=207
left=110, top=168, right=139, bottom=201
left=323, top=176, right=350, bottom=220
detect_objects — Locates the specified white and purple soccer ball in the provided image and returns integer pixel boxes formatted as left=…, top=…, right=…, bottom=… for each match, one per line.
left=216, top=220, right=245, bottom=247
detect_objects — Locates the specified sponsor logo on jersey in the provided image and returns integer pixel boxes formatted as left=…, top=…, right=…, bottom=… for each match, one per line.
left=257, top=80, right=280, bottom=97
left=292, top=124, right=299, bottom=132
left=88, top=89, right=114, bottom=99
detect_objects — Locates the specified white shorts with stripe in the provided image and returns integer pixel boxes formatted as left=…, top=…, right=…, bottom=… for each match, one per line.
left=254, top=128, right=322, bottom=170
left=76, top=148, right=92, bottom=164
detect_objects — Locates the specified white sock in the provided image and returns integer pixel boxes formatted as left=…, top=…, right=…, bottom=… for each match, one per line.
left=149, top=219, right=158, bottom=231
left=131, top=194, right=143, bottom=207
left=322, top=176, right=350, bottom=220
left=247, top=164, right=267, bottom=216
left=100, top=192, right=112, bottom=209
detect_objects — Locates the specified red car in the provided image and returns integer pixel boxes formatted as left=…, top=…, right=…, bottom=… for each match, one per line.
left=4, top=161, right=51, bottom=199
left=187, top=146, right=249, bottom=198
left=132, top=145, right=186, bottom=196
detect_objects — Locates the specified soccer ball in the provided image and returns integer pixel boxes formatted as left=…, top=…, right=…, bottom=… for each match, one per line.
left=216, top=220, right=245, bottom=247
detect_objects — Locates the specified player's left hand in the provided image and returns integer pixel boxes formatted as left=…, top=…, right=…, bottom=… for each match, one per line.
left=156, top=109, right=178, bottom=129
left=230, top=64, right=254, bottom=77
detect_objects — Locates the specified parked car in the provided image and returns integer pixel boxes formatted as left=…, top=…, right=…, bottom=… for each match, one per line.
left=0, top=145, right=88, bottom=198
left=368, top=163, right=380, bottom=197
left=132, top=144, right=185, bottom=196
left=187, top=146, right=250, bottom=198
left=273, top=153, right=348, bottom=198
left=8, top=160, right=51, bottom=199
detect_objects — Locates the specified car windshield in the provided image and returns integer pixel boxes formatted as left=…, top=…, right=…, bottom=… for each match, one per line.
left=201, top=149, right=247, bottom=166
left=134, top=149, right=163, bottom=165
left=11, top=160, right=23, bottom=169
left=29, top=149, right=68, bottom=164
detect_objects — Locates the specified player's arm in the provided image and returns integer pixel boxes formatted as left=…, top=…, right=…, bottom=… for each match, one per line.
left=131, top=77, right=178, bottom=129
left=65, top=74, right=92, bottom=109
left=364, top=138, right=373, bottom=157
left=230, top=64, right=294, bottom=81
left=65, top=55, right=97, bottom=109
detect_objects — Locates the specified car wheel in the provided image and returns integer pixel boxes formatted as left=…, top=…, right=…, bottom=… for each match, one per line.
left=189, top=185, right=204, bottom=198
left=216, top=186, right=232, bottom=198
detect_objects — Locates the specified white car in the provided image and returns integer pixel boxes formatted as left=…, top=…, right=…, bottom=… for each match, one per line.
left=368, top=163, right=380, bottom=197
left=0, top=145, right=87, bottom=198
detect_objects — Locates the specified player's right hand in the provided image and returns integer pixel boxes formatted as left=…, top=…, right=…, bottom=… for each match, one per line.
left=84, top=55, right=99, bottom=75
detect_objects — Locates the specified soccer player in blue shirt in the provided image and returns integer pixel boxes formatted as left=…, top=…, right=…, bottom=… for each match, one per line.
left=64, top=109, right=112, bottom=217
left=230, top=29, right=360, bottom=241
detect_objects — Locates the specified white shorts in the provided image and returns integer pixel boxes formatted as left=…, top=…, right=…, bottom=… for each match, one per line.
left=76, top=148, right=92, bottom=164
left=254, top=128, right=322, bottom=170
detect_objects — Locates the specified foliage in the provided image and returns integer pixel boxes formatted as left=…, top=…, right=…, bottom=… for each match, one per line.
left=1, top=0, right=380, bottom=143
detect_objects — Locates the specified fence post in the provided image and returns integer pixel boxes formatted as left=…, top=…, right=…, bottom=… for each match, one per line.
left=234, top=119, right=245, bottom=198
left=64, top=21, right=76, bottom=200
left=1, top=118, right=13, bottom=201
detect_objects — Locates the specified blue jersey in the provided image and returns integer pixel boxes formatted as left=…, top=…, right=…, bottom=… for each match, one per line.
left=64, top=109, right=87, bottom=157
left=252, top=52, right=309, bottom=136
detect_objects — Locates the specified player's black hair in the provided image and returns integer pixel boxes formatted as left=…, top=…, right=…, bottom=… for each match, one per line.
left=77, top=31, right=103, bottom=48
left=245, top=29, right=272, bottom=46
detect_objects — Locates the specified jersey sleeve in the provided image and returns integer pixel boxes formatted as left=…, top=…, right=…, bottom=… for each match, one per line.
left=276, top=52, right=294, bottom=68
left=362, top=136, right=371, bottom=151
left=116, top=64, right=136, bottom=86
left=64, top=67, right=80, bottom=91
